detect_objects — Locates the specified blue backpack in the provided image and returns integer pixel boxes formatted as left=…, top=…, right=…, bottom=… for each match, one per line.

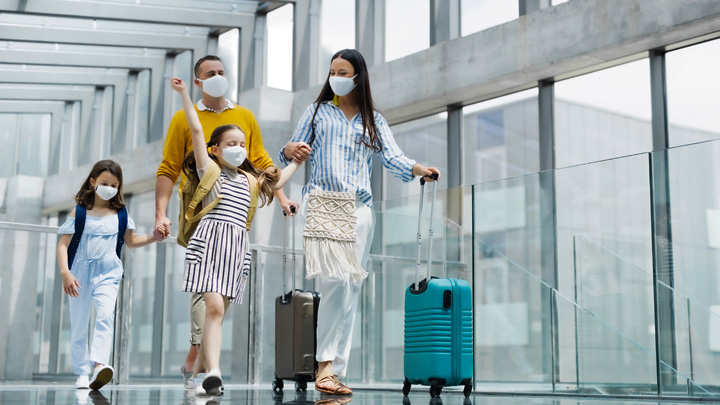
left=67, top=205, right=128, bottom=270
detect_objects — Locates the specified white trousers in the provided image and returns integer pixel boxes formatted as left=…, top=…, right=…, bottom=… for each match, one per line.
left=68, top=257, right=122, bottom=376
left=300, top=195, right=375, bottom=378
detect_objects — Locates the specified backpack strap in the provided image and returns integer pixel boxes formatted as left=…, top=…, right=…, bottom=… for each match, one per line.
left=67, top=205, right=86, bottom=271
left=116, top=206, right=128, bottom=258
left=186, top=162, right=223, bottom=222
left=239, top=169, right=258, bottom=231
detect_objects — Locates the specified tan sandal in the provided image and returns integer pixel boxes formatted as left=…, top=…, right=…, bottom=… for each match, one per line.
left=315, top=374, right=352, bottom=395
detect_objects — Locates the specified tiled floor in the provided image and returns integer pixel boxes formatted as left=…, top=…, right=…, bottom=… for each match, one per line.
left=0, top=383, right=707, bottom=405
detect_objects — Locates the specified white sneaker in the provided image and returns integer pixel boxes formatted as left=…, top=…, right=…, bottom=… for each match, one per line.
left=89, top=365, right=114, bottom=391
left=75, top=375, right=90, bottom=389
left=202, top=369, right=223, bottom=396
left=193, top=375, right=207, bottom=396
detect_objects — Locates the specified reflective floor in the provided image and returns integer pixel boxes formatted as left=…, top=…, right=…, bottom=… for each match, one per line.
left=0, top=383, right=706, bottom=405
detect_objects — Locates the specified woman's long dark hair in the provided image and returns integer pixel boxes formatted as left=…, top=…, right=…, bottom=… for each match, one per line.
left=182, top=124, right=279, bottom=207
left=311, top=49, right=382, bottom=152
left=75, top=160, right=125, bottom=210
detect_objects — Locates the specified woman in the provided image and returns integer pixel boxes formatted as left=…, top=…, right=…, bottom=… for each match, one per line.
left=279, top=49, right=440, bottom=395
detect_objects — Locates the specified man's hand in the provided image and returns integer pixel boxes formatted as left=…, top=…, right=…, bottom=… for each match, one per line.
left=284, top=142, right=312, bottom=163
left=280, top=198, right=300, bottom=216
left=154, top=215, right=172, bottom=240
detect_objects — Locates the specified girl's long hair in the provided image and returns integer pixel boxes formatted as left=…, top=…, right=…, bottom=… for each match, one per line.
left=182, top=124, right=278, bottom=207
left=75, top=160, right=125, bottom=210
left=311, top=49, right=382, bottom=152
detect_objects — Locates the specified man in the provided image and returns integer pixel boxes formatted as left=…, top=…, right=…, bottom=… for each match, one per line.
left=154, top=55, right=298, bottom=388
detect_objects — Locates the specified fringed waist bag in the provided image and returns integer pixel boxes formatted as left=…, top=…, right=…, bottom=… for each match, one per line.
left=303, top=190, right=368, bottom=283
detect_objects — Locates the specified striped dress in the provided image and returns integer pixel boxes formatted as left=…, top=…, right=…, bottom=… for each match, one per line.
left=183, top=170, right=252, bottom=304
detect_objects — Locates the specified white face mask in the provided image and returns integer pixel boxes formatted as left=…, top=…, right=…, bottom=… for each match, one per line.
left=95, top=185, right=118, bottom=201
left=197, top=75, right=229, bottom=98
left=329, top=75, right=357, bottom=97
left=221, top=145, right=247, bottom=167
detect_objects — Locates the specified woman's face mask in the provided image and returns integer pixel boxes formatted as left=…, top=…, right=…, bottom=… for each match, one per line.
left=329, top=74, right=357, bottom=97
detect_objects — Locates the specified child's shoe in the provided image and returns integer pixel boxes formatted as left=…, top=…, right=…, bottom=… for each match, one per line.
left=202, top=369, right=223, bottom=396
left=75, top=375, right=90, bottom=389
left=89, top=365, right=114, bottom=390
left=180, top=365, right=194, bottom=389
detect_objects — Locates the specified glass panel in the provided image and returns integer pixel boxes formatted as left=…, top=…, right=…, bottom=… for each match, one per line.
left=385, top=113, right=447, bottom=201
left=666, top=39, right=720, bottom=147
left=135, top=69, right=150, bottom=145
left=664, top=140, right=720, bottom=392
left=554, top=59, right=652, bottom=168
left=172, top=51, right=192, bottom=116
left=385, top=0, right=430, bottom=62
left=218, top=28, right=240, bottom=103
left=17, top=114, right=51, bottom=177
left=463, top=89, right=539, bottom=185
left=556, top=153, right=654, bottom=385
left=267, top=4, right=294, bottom=91
left=319, top=0, right=355, bottom=84
left=473, top=173, right=546, bottom=384
left=127, top=193, right=158, bottom=377
left=0, top=113, right=18, bottom=177
left=461, top=0, right=518, bottom=36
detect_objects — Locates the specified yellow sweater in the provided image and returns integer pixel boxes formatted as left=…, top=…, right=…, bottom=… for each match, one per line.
left=156, top=103, right=274, bottom=192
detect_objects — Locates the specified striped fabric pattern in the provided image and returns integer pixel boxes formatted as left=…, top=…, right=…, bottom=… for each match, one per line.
left=183, top=172, right=252, bottom=304
left=279, top=102, right=417, bottom=206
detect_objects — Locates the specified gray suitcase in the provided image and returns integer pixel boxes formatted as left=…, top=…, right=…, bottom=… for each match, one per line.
left=273, top=208, right=320, bottom=392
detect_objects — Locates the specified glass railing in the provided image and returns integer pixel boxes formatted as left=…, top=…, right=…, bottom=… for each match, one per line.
left=5, top=137, right=720, bottom=399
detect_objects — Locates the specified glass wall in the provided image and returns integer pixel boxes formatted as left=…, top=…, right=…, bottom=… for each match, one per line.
left=218, top=28, right=240, bottom=103
left=385, top=0, right=430, bottom=62
left=460, top=0, right=518, bottom=36
left=666, top=38, right=720, bottom=147
left=463, top=89, right=539, bottom=185
left=385, top=113, right=447, bottom=202
left=266, top=4, right=293, bottom=91
left=319, top=0, right=355, bottom=84
left=554, top=59, right=652, bottom=168
left=0, top=113, right=52, bottom=177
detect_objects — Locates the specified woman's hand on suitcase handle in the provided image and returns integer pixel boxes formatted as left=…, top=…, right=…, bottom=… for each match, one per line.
left=413, top=164, right=441, bottom=182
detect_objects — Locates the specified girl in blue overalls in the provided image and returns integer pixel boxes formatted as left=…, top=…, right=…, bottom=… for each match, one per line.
left=57, top=160, right=158, bottom=391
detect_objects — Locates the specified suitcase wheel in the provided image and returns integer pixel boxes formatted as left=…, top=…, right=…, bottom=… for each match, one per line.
left=463, top=383, right=472, bottom=398
left=272, top=378, right=284, bottom=392
left=429, top=384, right=442, bottom=398
left=295, top=380, right=307, bottom=392
left=402, top=379, right=411, bottom=396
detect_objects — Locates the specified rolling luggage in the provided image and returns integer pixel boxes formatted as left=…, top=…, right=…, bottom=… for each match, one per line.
left=403, top=175, right=474, bottom=398
left=273, top=207, right=320, bottom=393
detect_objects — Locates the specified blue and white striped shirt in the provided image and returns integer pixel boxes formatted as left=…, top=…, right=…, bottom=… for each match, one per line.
left=279, top=102, right=416, bottom=206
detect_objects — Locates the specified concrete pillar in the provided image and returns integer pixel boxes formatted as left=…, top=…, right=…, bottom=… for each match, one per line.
left=0, top=176, right=45, bottom=380
left=519, top=0, right=550, bottom=15
left=356, top=0, right=385, bottom=66
left=293, top=0, right=321, bottom=91
left=430, top=0, right=460, bottom=46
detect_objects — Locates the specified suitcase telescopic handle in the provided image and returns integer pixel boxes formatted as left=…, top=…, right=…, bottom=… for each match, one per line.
left=415, top=173, right=439, bottom=289
left=282, top=206, right=297, bottom=303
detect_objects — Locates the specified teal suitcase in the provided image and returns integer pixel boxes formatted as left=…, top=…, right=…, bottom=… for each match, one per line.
left=403, top=175, right=473, bottom=398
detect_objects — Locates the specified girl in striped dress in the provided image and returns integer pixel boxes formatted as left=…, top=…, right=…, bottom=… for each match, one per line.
left=170, top=78, right=302, bottom=396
